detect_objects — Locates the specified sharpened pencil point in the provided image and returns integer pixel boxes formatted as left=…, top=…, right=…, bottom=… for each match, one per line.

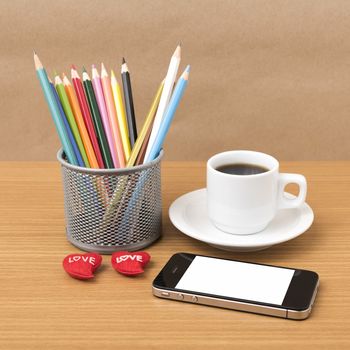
left=101, top=63, right=108, bottom=78
left=122, top=57, right=126, bottom=64
left=174, top=45, right=181, bottom=58
left=71, top=64, right=77, bottom=70
left=70, top=67, right=80, bottom=79
left=54, top=74, right=63, bottom=85
left=82, top=70, right=90, bottom=81
left=182, top=65, right=190, bottom=80
left=121, top=59, right=129, bottom=73
left=82, top=66, right=87, bottom=73
left=33, top=52, right=43, bottom=70
left=91, top=65, right=99, bottom=79
left=62, top=74, right=70, bottom=85
left=53, top=70, right=58, bottom=77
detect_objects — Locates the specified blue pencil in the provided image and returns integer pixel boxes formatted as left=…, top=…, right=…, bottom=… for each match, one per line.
left=50, top=82, right=84, bottom=167
left=34, top=53, right=77, bottom=165
left=116, top=65, right=190, bottom=231
left=145, top=65, right=190, bottom=163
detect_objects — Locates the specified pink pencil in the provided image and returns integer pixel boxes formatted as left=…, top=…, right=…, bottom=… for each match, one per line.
left=91, top=65, right=119, bottom=168
left=101, top=63, right=125, bottom=167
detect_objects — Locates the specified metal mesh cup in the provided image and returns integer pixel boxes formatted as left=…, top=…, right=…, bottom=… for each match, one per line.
left=57, top=149, right=163, bottom=254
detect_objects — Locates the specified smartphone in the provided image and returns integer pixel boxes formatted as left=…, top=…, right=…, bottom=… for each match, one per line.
left=152, top=253, right=319, bottom=320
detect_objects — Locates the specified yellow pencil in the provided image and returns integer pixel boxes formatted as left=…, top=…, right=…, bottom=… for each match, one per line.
left=127, top=79, right=164, bottom=167
left=111, top=70, right=131, bottom=161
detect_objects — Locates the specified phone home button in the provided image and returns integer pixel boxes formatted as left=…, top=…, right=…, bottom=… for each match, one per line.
left=191, top=296, right=198, bottom=303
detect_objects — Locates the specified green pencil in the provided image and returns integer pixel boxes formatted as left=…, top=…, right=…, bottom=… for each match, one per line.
left=82, top=69, right=114, bottom=169
left=54, top=74, right=90, bottom=167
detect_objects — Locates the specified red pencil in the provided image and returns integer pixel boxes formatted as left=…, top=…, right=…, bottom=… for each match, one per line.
left=71, top=66, right=105, bottom=168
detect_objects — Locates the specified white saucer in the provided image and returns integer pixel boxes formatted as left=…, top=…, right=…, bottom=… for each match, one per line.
left=169, top=189, right=314, bottom=252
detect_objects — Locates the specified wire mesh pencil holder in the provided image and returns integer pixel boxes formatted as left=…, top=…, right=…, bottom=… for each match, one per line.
left=57, top=149, right=163, bottom=254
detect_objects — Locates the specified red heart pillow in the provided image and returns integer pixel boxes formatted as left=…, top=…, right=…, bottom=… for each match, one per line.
left=111, top=251, right=151, bottom=276
left=63, top=253, right=102, bottom=280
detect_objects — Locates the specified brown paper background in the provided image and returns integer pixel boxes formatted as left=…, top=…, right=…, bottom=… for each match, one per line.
left=1, top=0, right=350, bottom=161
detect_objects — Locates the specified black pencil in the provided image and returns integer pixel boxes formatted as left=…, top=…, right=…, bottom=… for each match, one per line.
left=121, top=57, right=137, bottom=147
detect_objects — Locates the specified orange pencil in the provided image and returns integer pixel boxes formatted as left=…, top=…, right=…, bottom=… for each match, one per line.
left=63, top=74, right=99, bottom=168
left=100, top=63, right=125, bottom=167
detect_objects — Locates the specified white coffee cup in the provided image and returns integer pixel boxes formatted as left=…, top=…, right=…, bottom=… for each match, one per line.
left=207, top=150, right=307, bottom=235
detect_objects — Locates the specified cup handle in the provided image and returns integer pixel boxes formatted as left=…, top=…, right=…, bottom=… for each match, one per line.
left=277, top=173, right=307, bottom=209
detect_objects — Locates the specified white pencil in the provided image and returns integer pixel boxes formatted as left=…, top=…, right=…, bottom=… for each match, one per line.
left=144, top=45, right=181, bottom=160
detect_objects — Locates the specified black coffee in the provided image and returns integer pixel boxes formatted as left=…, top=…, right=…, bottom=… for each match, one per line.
left=216, top=163, right=269, bottom=175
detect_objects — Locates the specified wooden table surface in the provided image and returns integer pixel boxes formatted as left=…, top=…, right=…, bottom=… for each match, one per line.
left=0, top=161, right=349, bottom=349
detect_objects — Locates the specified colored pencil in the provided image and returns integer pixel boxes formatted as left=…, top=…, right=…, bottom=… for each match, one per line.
left=54, top=74, right=90, bottom=167
left=101, top=63, right=125, bottom=168
left=54, top=77, right=102, bottom=207
left=145, top=65, right=190, bottom=163
left=62, top=74, right=99, bottom=168
left=50, top=81, right=84, bottom=167
left=144, top=45, right=181, bottom=161
left=121, top=58, right=137, bottom=147
left=82, top=69, right=114, bottom=169
left=135, top=123, right=152, bottom=165
left=33, top=53, right=77, bottom=165
left=91, top=65, right=119, bottom=168
left=71, top=67, right=104, bottom=168
left=111, top=70, right=131, bottom=161
left=127, top=79, right=164, bottom=167
left=119, top=82, right=167, bottom=230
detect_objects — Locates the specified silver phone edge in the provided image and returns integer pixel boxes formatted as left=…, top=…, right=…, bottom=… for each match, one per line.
left=152, top=280, right=319, bottom=320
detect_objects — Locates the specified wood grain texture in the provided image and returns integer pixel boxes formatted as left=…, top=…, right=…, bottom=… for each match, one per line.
left=0, top=161, right=349, bottom=349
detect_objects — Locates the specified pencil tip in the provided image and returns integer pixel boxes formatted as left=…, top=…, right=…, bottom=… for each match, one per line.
left=182, top=65, right=190, bottom=80
left=62, top=74, right=70, bottom=85
left=33, top=51, right=43, bottom=69
left=53, top=70, right=58, bottom=77
left=121, top=58, right=129, bottom=73
left=92, top=64, right=96, bottom=69
left=71, top=64, right=77, bottom=70
left=54, top=74, right=61, bottom=84
left=82, top=69, right=90, bottom=81
left=174, top=45, right=181, bottom=58
left=101, top=62, right=106, bottom=71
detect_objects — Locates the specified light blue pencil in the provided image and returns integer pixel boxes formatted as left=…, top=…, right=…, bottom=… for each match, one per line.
left=114, top=65, right=190, bottom=232
left=145, top=65, right=190, bottom=163
left=34, top=53, right=77, bottom=165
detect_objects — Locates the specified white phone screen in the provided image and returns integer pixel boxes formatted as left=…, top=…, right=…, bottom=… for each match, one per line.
left=175, top=256, right=295, bottom=305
